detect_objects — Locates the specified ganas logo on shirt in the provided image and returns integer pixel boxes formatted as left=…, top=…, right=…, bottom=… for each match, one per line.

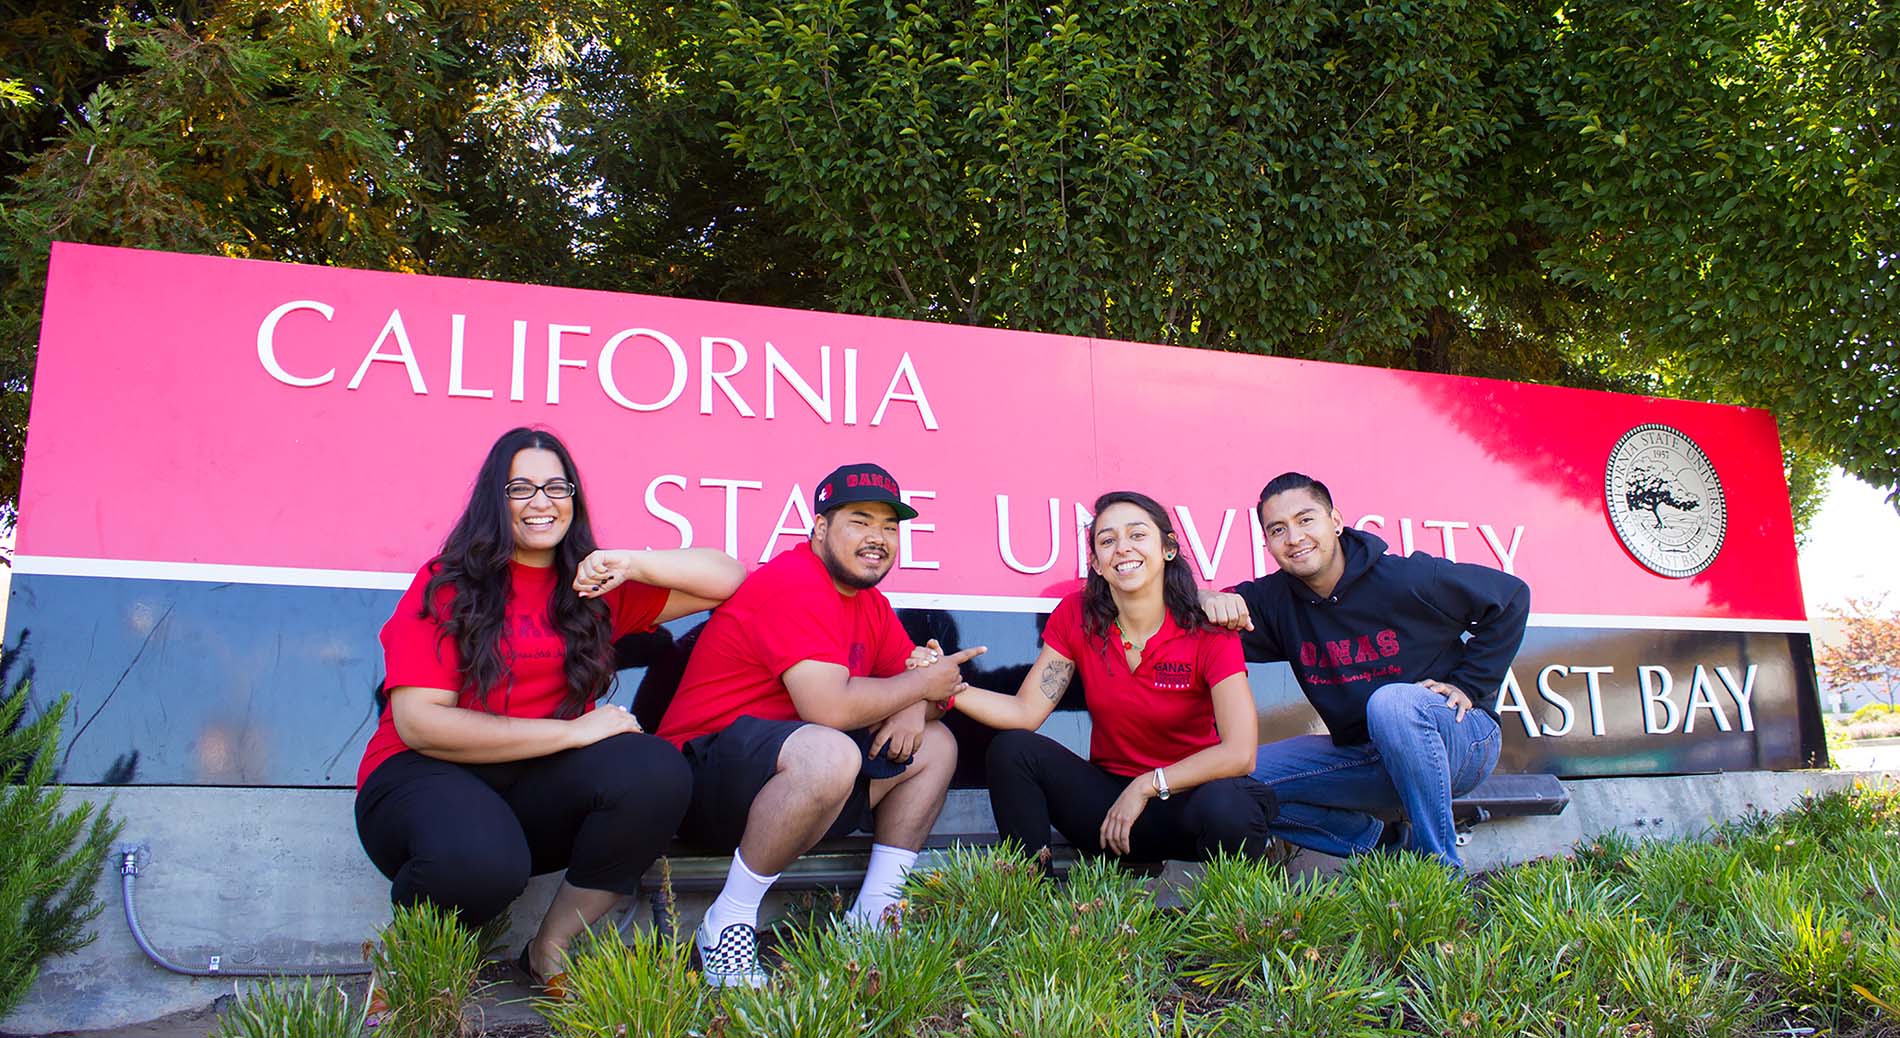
left=1153, top=661, right=1193, bottom=690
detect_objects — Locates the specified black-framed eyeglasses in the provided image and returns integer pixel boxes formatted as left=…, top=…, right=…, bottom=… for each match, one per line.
left=504, top=479, right=577, bottom=501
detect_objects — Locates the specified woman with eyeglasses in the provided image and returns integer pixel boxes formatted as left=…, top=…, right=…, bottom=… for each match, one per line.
left=353, top=426, right=743, bottom=994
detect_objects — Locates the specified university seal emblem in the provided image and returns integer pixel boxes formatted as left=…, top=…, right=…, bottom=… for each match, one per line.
left=1604, top=423, right=1728, bottom=578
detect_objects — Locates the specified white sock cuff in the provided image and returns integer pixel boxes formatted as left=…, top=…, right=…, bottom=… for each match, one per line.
left=732, top=850, right=780, bottom=886
left=867, top=843, right=919, bottom=870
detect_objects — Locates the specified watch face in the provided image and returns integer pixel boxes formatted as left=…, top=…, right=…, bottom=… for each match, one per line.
left=1604, top=423, right=1728, bottom=578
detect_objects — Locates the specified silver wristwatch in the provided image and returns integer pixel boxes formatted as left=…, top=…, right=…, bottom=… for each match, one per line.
left=1153, top=767, right=1172, bottom=800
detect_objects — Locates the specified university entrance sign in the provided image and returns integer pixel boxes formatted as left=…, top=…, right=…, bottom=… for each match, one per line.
left=5, top=244, right=1823, bottom=785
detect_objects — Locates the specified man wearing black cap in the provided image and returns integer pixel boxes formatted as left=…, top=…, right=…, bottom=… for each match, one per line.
left=656, top=463, right=981, bottom=987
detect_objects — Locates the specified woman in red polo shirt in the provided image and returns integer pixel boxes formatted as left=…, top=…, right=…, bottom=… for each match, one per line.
left=941, top=490, right=1275, bottom=863
left=353, top=427, right=743, bottom=991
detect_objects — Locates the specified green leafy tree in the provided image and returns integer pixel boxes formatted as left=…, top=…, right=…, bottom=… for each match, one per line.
left=0, top=1, right=823, bottom=527
left=702, top=0, right=1893, bottom=513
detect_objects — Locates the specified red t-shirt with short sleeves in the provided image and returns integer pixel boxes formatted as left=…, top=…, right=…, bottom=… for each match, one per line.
left=1040, top=592, right=1247, bottom=777
left=356, top=559, right=668, bottom=787
left=657, top=542, right=913, bottom=747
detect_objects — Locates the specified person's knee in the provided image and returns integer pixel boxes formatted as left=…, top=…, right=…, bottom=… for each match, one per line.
left=915, top=720, right=958, bottom=773
left=1365, top=683, right=1437, bottom=742
left=779, top=725, right=861, bottom=801
left=585, top=733, right=692, bottom=807
left=400, top=839, right=530, bottom=926
left=1183, top=779, right=1273, bottom=841
left=985, top=728, right=1044, bottom=776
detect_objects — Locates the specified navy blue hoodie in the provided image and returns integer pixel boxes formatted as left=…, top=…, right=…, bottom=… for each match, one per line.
left=1233, top=528, right=1530, bottom=746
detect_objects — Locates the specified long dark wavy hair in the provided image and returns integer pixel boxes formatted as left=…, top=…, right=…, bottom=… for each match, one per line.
left=1081, top=490, right=1208, bottom=645
left=420, top=427, right=613, bottom=718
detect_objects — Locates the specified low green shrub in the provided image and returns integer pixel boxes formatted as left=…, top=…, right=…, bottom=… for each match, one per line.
left=0, top=681, right=122, bottom=1019
left=532, top=924, right=712, bottom=1038
left=1171, top=853, right=1355, bottom=992
left=210, top=980, right=366, bottom=1038
left=1213, top=943, right=1404, bottom=1037
left=366, top=901, right=484, bottom=1038
left=1338, top=852, right=1475, bottom=965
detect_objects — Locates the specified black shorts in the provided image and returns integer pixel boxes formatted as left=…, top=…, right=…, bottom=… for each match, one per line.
left=677, top=716, right=906, bottom=852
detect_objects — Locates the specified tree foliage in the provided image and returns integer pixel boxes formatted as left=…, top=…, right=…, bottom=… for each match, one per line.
left=2, top=0, right=1894, bottom=526
left=1816, top=596, right=1900, bottom=710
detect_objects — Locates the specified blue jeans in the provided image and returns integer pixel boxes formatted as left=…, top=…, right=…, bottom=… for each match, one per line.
left=1251, top=683, right=1502, bottom=869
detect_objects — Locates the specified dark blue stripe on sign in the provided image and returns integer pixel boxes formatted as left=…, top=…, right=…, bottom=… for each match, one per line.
left=2, top=573, right=1822, bottom=786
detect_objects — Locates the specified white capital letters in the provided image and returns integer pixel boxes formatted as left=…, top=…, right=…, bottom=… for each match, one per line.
left=256, top=299, right=335, bottom=386
left=899, top=490, right=939, bottom=570
left=701, top=477, right=763, bottom=558
left=1535, top=664, right=1576, bottom=737
left=599, top=328, right=687, bottom=412
left=764, top=343, right=831, bottom=421
left=1174, top=505, right=1236, bottom=582
left=347, top=309, right=427, bottom=394
left=1572, top=665, right=1613, bottom=737
left=1494, top=669, right=1539, bottom=738
left=1479, top=524, right=1525, bottom=574
left=644, top=475, right=692, bottom=548
left=872, top=353, right=939, bottom=430
left=545, top=324, right=590, bottom=405
left=997, top=495, right=1061, bottom=574
left=700, top=337, right=755, bottom=416
left=1716, top=664, right=1758, bottom=731
left=1638, top=665, right=1681, bottom=734
left=760, top=484, right=813, bottom=563
left=447, top=314, right=492, bottom=398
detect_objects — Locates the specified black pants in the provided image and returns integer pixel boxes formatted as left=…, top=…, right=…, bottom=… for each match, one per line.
left=354, top=733, right=692, bottom=926
left=986, top=729, right=1278, bottom=863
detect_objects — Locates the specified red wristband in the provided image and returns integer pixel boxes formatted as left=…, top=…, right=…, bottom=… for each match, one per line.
left=941, top=694, right=956, bottom=712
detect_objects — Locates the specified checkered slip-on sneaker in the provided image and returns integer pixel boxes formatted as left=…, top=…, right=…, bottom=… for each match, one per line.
left=697, top=921, right=768, bottom=988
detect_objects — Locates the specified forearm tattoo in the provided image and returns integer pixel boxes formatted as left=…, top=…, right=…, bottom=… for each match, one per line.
left=1039, top=659, right=1074, bottom=703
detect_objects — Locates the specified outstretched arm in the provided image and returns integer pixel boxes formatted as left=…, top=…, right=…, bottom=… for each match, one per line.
left=945, top=642, right=1075, bottom=733
left=782, top=646, right=987, bottom=731
left=574, top=547, right=747, bottom=621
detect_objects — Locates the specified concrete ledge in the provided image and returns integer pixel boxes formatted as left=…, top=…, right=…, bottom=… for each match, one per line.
left=8, top=769, right=1898, bottom=1034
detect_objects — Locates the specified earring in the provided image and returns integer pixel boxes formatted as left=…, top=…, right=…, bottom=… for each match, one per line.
left=1165, top=552, right=1176, bottom=561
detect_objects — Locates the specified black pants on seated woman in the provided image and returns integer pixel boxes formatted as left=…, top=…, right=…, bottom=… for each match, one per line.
left=987, top=730, right=1276, bottom=861
left=356, top=738, right=688, bottom=925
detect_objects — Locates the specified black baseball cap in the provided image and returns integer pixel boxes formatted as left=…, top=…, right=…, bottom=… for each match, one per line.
left=813, top=462, right=918, bottom=521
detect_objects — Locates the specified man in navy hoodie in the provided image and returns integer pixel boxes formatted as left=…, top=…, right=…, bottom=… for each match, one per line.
left=1201, top=472, right=1529, bottom=868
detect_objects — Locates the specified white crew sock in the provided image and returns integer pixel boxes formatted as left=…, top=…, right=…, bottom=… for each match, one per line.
left=845, top=844, right=919, bottom=926
left=699, top=851, right=778, bottom=946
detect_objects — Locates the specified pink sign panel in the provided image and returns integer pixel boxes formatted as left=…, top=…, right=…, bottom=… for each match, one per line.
left=20, top=243, right=1804, bottom=624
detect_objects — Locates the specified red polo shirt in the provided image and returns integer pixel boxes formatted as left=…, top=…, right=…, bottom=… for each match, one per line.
left=357, top=560, right=668, bottom=787
left=1041, top=592, right=1246, bottom=777
left=657, top=542, right=913, bottom=746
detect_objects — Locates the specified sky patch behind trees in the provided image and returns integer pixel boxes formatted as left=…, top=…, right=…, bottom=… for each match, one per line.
left=0, top=0, right=1894, bottom=530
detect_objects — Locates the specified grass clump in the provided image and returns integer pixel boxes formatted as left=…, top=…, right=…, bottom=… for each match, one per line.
left=1212, top=943, right=1403, bottom=1037
left=532, top=924, right=712, bottom=1038
left=366, top=901, right=484, bottom=1038
left=210, top=980, right=366, bottom=1038
left=1339, top=852, right=1475, bottom=965
left=1171, top=852, right=1354, bottom=992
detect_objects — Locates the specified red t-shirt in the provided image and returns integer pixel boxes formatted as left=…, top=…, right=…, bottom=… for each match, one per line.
left=657, top=542, right=913, bottom=747
left=1040, top=592, right=1247, bottom=777
left=356, top=559, right=668, bottom=787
